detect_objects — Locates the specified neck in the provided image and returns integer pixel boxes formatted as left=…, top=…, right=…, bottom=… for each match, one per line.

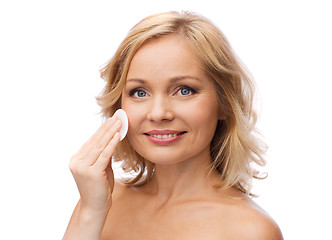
left=142, top=151, right=222, bottom=202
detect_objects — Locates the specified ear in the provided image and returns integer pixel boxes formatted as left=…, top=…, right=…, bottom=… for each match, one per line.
left=217, top=110, right=226, bottom=120
left=218, top=114, right=226, bottom=120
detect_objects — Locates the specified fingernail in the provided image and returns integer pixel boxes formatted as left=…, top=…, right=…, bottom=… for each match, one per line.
left=114, top=132, right=120, bottom=139
left=113, top=109, right=128, bottom=141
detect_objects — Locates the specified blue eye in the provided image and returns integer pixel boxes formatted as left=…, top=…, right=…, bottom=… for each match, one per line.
left=180, top=88, right=191, bottom=95
left=137, top=90, right=146, bottom=97
left=176, top=86, right=196, bottom=96
left=132, top=89, right=146, bottom=97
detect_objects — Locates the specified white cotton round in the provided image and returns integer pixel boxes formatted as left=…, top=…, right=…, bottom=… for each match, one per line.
left=113, top=109, right=128, bottom=141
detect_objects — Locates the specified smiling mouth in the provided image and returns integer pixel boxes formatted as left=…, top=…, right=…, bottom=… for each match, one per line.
left=144, top=132, right=186, bottom=139
left=143, top=131, right=187, bottom=145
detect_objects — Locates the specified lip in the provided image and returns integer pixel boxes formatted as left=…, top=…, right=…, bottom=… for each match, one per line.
left=144, top=130, right=187, bottom=145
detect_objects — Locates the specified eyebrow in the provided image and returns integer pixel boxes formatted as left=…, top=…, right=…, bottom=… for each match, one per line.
left=126, top=75, right=202, bottom=84
left=126, top=78, right=145, bottom=84
left=170, top=76, right=202, bottom=83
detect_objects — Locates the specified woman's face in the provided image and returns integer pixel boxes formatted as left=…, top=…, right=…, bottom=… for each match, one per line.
left=121, top=35, right=221, bottom=165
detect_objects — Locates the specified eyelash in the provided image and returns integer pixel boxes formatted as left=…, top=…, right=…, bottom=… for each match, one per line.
left=175, top=85, right=197, bottom=96
left=129, top=85, right=197, bottom=98
left=129, top=88, right=147, bottom=97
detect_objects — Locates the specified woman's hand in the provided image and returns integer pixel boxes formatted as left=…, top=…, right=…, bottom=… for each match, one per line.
left=63, top=116, right=121, bottom=239
left=68, top=116, right=121, bottom=216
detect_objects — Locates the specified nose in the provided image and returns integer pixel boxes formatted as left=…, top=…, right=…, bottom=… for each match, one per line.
left=146, top=95, right=174, bottom=122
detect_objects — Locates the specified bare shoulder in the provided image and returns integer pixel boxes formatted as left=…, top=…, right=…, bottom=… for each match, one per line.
left=238, top=200, right=283, bottom=240
left=213, top=192, right=283, bottom=240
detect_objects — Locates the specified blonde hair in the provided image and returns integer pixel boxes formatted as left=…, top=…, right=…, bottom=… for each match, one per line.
left=97, top=11, right=267, bottom=195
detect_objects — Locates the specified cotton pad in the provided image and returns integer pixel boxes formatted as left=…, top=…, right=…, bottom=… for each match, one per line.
left=113, top=109, right=128, bottom=141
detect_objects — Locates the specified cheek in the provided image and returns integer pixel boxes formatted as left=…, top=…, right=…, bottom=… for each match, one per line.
left=121, top=100, right=145, bottom=135
left=177, top=97, right=219, bottom=135
left=179, top=97, right=219, bottom=121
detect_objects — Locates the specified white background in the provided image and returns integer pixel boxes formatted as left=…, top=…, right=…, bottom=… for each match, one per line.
left=0, top=0, right=331, bottom=239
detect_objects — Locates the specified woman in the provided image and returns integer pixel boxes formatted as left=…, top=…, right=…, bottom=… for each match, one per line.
left=63, top=11, right=283, bottom=240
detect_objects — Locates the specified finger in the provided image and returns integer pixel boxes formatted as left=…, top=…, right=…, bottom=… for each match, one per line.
left=82, top=116, right=118, bottom=151
left=92, top=116, right=119, bottom=142
left=97, top=118, right=122, bottom=149
left=107, top=165, right=115, bottom=193
left=79, top=119, right=121, bottom=165
left=93, top=132, right=121, bottom=171
left=88, top=119, right=121, bottom=153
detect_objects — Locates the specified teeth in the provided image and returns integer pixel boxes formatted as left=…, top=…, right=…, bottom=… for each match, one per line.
left=151, top=134, right=178, bottom=139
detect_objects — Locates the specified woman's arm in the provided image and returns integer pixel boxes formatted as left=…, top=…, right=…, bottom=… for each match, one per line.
left=63, top=201, right=109, bottom=240
left=63, top=116, right=121, bottom=240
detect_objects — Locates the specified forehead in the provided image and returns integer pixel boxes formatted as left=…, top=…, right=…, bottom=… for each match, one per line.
left=126, top=35, right=206, bottom=82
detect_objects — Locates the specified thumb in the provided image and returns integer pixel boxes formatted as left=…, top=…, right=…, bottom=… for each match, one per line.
left=107, top=163, right=115, bottom=193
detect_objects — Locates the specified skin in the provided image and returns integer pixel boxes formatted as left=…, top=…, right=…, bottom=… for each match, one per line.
left=63, top=35, right=283, bottom=240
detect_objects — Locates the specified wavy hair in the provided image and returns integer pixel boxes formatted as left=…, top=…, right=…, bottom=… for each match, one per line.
left=97, top=11, right=267, bottom=195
